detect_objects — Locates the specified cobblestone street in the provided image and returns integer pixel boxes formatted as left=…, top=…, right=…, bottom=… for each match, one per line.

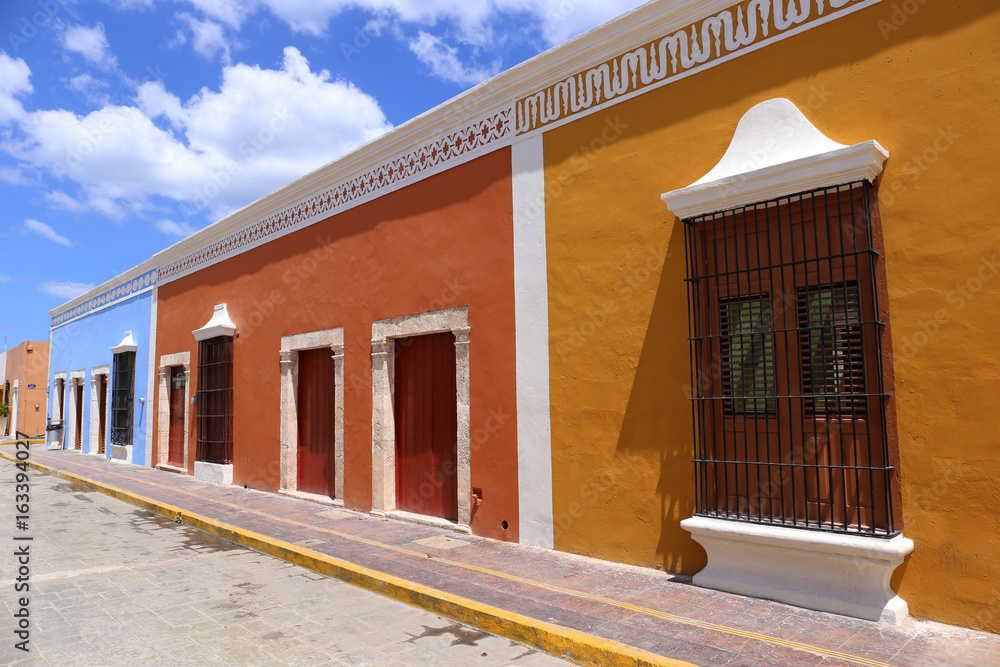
left=0, top=459, right=572, bottom=666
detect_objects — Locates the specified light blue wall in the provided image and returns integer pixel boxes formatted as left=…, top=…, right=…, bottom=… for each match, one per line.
left=48, top=289, right=154, bottom=466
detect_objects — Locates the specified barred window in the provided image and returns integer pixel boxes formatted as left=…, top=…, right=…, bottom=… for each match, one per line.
left=110, top=352, right=135, bottom=447
left=684, top=182, right=896, bottom=535
left=196, top=336, right=233, bottom=464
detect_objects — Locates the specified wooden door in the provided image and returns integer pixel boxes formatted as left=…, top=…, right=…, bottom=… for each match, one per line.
left=75, top=381, right=83, bottom=448
left=394, top=332, right=457, bottom=521
left=98, top=375, right=108, bottom=454
left=168, top=368, right=186, bottom=466
left=296, top=348, right=336, bottom=497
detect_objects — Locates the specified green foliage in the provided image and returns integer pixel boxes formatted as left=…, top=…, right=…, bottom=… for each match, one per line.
left=0, top=403, right=8, bottom=418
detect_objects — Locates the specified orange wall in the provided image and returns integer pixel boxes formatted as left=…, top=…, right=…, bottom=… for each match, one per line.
left=154, top=148, right=520, bottom=540
left=542, top=1, right=1000, bottom=631
left=4, top=341, right=50, bottom=436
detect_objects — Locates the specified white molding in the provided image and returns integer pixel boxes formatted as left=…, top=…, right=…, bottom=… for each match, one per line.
left=192, top=304, right=236, bottom=341
left=110, top=331, right=138, bottom=355
left=146, top=285, right=158, bottom=468
left=511, top=135, right=554, bottom=549
left=371, top=307, right=471, bottom=530
left=278, top=328, right=345, bottom=502
left=682, top=516, right=913, bottom=624
left=49, top=263, right=156, bottom=333
left=661, top=98, right=889, bottom=219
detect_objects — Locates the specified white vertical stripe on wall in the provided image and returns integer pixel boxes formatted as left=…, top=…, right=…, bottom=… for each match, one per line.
left=145, top=287, right=157, bottom=467
left=512, top=134, right=554, bottom=549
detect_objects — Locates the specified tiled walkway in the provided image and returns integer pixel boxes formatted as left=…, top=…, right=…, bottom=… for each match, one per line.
left=9, top=446, right=1000, bottom=667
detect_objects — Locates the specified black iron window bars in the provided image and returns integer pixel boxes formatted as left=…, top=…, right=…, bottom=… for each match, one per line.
left=110, top=351, right=135, bottom=447
left=196, top=336, right=234, bottom=465
left=683, top=181, right=897, bottom=536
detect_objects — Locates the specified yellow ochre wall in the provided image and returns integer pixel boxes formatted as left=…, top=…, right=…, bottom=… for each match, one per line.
left=542, top=1, right=1000, bottom=632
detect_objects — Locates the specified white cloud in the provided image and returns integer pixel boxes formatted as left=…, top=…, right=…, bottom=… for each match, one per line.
left=0, top=52, right=32, bottom=123
left=0, top=49, right=392, bottom=221
left=67, top=73, right=111, bottom=105
left=61, top=23, right=117, bottom=68
left=236, top=0, right=643, bottom=46
left=0, top=274, right=10, bottom=284
left=177, top=13, right=234, bottom=63
left=44, top=191, right=89, bottom=213
left=38, top=281, right=95, bottom=299
left=25, top=219, right=73, bottom=247
left=0, top=166, right=32, bottom=186
left=408, top=31, right=500, bottom=86
left=154, top=219, right=198, bottom=237
left=185, top=0, right=250, bottom=29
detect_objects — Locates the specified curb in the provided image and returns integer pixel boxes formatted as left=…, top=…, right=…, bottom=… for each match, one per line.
left=3, top=452, right=695, bottom=667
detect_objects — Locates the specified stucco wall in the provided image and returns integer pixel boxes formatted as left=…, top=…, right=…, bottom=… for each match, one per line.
left=4, top=342, right=49, bottom=437
left=154, top=148, right=519, bottom=541
left=49, top=292, right=155, bottom=464
left=541, top=1, right=1000, bottom=632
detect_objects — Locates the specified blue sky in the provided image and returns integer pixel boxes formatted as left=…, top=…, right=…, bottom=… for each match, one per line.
left=0, top=0, right=645, bottom=349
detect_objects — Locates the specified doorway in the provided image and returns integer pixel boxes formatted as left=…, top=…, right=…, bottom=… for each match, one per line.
left=168, top=367, right=186, bottom=467
left=394, top=332, right=458, bottom=522
left=296, top=348, right=337, bottom=497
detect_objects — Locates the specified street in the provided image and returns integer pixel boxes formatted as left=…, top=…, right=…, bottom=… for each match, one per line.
left=0, top=458, right=573, bottom=666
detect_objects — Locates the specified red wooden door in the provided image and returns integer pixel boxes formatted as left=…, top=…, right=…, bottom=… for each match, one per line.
left=297, top=348, right=336, bottom=497
left=98, top=375, right=108, bottom=454
left=75, top=382, right=83, bottom=448
left=168, top=368, right=186, bottom=466
left=394, top=332, right=457, bottom=521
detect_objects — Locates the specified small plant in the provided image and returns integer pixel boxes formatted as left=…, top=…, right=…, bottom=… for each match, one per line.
left=0, top=403, right=8, bottom=418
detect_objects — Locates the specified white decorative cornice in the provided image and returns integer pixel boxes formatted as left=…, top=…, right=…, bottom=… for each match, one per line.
left=661, top=98, right=889, bottom=219
left=151, top=1, right=881, bottom=284
left=111, top=331, right=138, bottom=354
left=192, top=304, right=237, bottom=341
left=515, top=0, right=881, bottom=135
left=49, top=260, right=157, bottom=329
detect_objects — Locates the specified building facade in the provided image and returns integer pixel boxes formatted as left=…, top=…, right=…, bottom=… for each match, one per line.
left=49, top=0, right=1000, bottom=635
left=2, top=341, right=49, bottom=438
left=47, top=262, right=157, bottom=464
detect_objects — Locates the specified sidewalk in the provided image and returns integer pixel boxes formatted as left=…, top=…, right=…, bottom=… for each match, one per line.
left=6, top=446, right=999, bottom=667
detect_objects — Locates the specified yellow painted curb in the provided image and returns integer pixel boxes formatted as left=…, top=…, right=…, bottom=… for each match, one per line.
left=2, top=452, right=695, bottom=667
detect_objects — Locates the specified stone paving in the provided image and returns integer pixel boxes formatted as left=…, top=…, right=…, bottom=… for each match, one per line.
left=0, top=458, right=571, bottom=666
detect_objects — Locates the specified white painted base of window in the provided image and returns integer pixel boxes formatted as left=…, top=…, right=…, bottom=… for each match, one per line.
left=110, top=445, right=131, bottom=462
left=194, top=461, right=233, bottom=486
left=278, top=489, right=345, bottom=508
left=372, top=509, right=473, bottom=535
left=681, top=516, right=914, bottom=624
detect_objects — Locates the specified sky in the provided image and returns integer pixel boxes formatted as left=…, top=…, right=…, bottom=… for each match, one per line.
left=0, top=0, right=647, bottom=349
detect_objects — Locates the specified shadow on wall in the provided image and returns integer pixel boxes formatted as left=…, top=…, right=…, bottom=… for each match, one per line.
left=615, top=218, right=707, bottom=575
